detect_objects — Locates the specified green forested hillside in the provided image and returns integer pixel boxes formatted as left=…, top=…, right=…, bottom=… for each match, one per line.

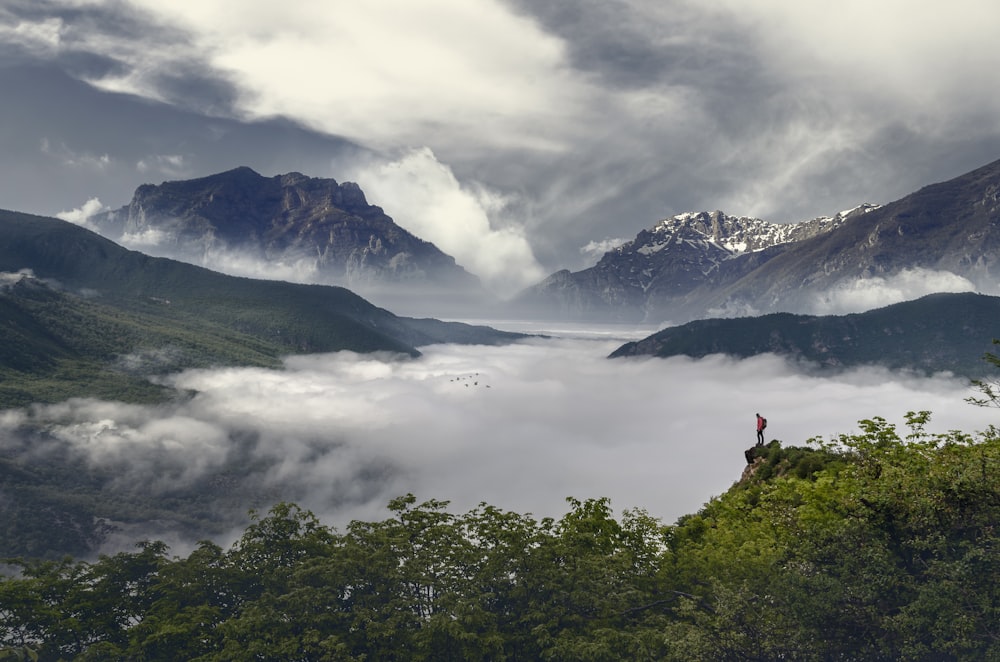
left=0, top=209, right=523, bottom=407
left=2, top=412, right=999, bottom=661
left=0, top=275, right=288, bottom=408
left=611, top=292, right=1000, bottom=377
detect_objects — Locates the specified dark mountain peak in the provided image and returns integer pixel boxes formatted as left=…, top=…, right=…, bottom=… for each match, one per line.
left=108, top=167, right=388, bottom=240
left=337, top=180, right=370, bottom=210
left=159, top=165, right=267, bottom=191
left=214, top=164, right=263, bottom=179
left=229, top=164, right=263, bottom=176
left=90, top=168, right=483, bottom=314
left=277, top=170, right=312, bottom=187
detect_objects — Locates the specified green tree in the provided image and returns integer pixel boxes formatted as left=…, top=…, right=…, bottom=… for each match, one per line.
left=123, top=541, right=235, bottom=661
left=967, top=338, right=1000, bottom=407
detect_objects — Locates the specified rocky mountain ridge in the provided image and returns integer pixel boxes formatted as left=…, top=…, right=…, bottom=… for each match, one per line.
left=509, top=157, right=1000, bottom=323
left=508, top=205, right=878, bottom=322
left=644, top=205, right=877, bottom=255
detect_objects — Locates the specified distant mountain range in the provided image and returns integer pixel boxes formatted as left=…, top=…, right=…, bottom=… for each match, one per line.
left=5, top=156, right=1000, bottom=395
left=0, top=209, right=523, bottom=408
left=90, top=167, right=488, bottom=316
left=610, top=291, right=1000, bottom=378
left=509, top=158, right=1000, bottom=323
left=80, top=158, right=1000, bottom=327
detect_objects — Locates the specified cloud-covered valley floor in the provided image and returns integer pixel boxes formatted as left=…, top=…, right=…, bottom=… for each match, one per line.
left=5, top=326, right=997, bottom=553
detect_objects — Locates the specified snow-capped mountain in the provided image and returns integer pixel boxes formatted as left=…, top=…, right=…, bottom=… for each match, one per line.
left=509, top=156, right=1000, bottom=323
left=658, top=206, right=879, bottom=254
left=508, top=205, right=878, bottom=322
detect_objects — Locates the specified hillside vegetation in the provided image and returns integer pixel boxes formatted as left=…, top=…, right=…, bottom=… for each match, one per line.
left=611, top=292, right=1000, bottom=377
left=0, top=209, right=523, bottom=408
left=2, top=412, right=999, bottom=661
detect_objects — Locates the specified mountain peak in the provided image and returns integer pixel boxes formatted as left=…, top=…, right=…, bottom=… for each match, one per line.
left=89, top=168, right=485, bottom=316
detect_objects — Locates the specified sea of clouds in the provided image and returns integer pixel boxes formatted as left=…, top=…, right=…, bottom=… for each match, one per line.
left=3, top=323, right=997, bottom=554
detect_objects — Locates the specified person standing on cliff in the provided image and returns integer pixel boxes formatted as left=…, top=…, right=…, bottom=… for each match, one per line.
left=756, top=413, right=767, bottom=446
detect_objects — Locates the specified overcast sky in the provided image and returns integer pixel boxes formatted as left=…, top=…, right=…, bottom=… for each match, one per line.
left=4, top=0, right=1000, bottom=293
left=5, top=331, right=996, bottom=554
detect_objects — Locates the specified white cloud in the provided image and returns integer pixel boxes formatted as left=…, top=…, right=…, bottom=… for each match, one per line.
left=346, top=148, right=546, bottom=296
left=197, top=248, right=325, bottom=285
left=125, top=0, right=588, bottom=154
left=56, top=197, right=105, bottom=227
left=698, top=0, right=1000, bottom=114
left=809, top=268, right=976, bottom=315
left=0, top=17, right=62, bottom=57
left=0, top=269, right=36, bottom=289
left=8, top=0, right=1000, bottom=283
left=581, top=237, right=629, bottom=259
left=119, top=227, right=170, bottom=249
left=8, top=328, right=996, bottom=551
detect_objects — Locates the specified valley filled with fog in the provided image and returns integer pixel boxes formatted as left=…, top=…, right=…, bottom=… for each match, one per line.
left=4, top=321, right=997, bottom=554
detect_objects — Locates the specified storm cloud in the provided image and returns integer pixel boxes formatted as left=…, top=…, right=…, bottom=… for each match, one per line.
left=2, top=0, right=1000, bottom=284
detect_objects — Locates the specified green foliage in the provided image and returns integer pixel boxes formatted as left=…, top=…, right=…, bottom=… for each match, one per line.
left=663, top=412, right=1000, bottom=660
left=0, top=276, right=288, bottom=409
left=741, top=440, right=845, bottom=485
left=968, top=338, right=1000, bottom=408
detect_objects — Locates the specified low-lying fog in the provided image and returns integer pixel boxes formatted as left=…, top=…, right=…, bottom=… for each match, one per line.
left=5, top=322, right=998, bottom=552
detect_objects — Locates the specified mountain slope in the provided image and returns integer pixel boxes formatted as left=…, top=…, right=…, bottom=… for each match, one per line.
left=0, top=273, right=291, bottom=407
left=610, top=291, right=1000, bottom=377
left=0, top=209, right=524, bottom=407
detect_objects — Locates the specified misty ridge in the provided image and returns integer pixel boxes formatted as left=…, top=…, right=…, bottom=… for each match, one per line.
left=62, top=157, right=1000, bottom=325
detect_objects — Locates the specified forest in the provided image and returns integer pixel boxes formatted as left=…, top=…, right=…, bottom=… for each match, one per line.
left=2, top=406, right=999, bottom=661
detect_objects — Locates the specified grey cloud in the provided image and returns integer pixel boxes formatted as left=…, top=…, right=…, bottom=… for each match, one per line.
left=503, top=0, right=764, bottom=92
left=0, top=64, right=368, bottom=218
left=4, top=0, right=1000, bottom=281
left=492, top=0, right=1000, bottom=258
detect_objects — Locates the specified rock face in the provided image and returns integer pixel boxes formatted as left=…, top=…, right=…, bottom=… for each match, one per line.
left=92, top=167, right=483, bottom=313
left=511, top=157, right=1000, bottom=323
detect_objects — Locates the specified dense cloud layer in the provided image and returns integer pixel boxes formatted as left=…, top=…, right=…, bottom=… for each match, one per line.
left=4, top=326, right=996, bottom=553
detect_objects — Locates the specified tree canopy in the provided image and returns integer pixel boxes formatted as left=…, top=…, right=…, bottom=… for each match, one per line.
left=3, top=411, right=1000, bottom=661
